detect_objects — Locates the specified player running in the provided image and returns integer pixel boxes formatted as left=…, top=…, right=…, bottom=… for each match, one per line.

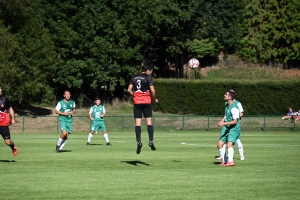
left=87, top=98, right=111, bottom=146
left=0, top=87, right=18, bottom=156
left=55, top=90, right=76, bottom=152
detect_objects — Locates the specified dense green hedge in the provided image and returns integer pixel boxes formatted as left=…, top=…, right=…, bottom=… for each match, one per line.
left=152, top=79, right=300, bottom=115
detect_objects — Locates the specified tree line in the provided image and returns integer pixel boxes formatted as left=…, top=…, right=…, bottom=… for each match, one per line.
left=0, top=0, right=299, bottom=106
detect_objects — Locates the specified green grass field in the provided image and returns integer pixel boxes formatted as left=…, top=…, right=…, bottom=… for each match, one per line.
left=1, top=131, right=299, bottom=200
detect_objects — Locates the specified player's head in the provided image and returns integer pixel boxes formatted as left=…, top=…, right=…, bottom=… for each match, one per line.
left=63, top=90, right=71, bottom=100
left=142, top=62, right=154, bottom=74
left=94, top=98, right=101, bottom=106
left=224, top=90, right=236, bottom=101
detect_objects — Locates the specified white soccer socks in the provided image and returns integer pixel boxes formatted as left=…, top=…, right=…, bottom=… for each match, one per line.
left=227, top=147, right=234, bottom=162
left=219, top=147, right=227, bottom=163
left=103, top=133, right=109, bottom=143
left=88, top=133, right=93, bottom=143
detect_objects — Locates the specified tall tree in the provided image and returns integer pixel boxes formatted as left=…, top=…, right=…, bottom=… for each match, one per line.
left=38, top=0, right=245, bottom=96
left=0, top=0, right=56, bottom=104
left=0, top=21, right=19, bottom=95
left=238, top=0, right=300, bottom=67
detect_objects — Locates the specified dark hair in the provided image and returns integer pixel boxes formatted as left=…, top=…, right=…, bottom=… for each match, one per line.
left=64, top=90, right=71, bottom=94
left=228, top=91, right=236, bottom=99
left=229, top=88, right=236, bottom=95
left=142, top=62, right=154, bottom=72
left=94, top=98, right=101, bottom=101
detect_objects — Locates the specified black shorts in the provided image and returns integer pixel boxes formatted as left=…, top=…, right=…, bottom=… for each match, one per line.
left=134, top=104, right=152, bottom=118
left=0, top=126, right=11, bottom=140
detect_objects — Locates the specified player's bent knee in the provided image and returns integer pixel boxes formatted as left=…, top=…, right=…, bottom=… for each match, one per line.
left=227, top=142, right=234, bottom=148
left=217, top=141, right=224, bottom=149
left=4, top=139, right=12, bottom=145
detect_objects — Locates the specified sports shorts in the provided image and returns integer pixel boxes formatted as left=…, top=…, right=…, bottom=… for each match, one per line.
left=0, top=126, right=11, bottom=139
left=219, top=128, right=240, bottom=145
left=60, top=121, right=73, bottom=134
left=134, top=104, right=152, bottom=118
left=90, top=121, right=106, bottom=132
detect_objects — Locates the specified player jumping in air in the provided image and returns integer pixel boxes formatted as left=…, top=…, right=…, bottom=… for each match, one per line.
left=127, top=62, right=158, bottom=154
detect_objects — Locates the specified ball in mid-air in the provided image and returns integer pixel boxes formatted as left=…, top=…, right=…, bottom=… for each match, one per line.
left=188, top=58, right=200, bottom=69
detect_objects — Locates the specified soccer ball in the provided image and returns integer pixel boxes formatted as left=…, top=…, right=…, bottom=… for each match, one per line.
left=188, top=58, right=200, bottom=69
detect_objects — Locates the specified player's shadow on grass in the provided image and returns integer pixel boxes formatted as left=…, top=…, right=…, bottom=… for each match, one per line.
left=214, top=156, right=225, bottom=165
left=213, top=161, right=223, bottom=165
left=89, top=144, right=103, bottom=145
left=0, top=160, right=16, bottom=162
left=121, top=160, right=150, bottom=166
left=57, top=150, right=73, bottom=153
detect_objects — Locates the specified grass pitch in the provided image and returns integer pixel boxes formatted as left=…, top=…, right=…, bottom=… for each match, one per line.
left=0, top=131, right=299, bottom=200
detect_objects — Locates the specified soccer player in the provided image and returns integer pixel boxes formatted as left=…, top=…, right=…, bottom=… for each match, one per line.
left=127, top=62, right=158, bottom=154
left=55, top=90, right=76, bottom=152
left=217, top=90, right=241, bottom=166
left=87, top=98, right=111, bottom=146
left=216, top=88, right=245, bottom=160
left=0, top=87, right=18, bottom=156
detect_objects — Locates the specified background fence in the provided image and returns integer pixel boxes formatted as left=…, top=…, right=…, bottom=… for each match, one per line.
left=9, top=115, right=299, bottom=133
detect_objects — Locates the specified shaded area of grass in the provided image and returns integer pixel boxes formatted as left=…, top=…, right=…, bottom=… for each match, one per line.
left=14, top=104, right=53, bottom=116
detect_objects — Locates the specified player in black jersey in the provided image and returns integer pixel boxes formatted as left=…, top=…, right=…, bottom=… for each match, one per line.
left=127, top=62, right=158, bottom=154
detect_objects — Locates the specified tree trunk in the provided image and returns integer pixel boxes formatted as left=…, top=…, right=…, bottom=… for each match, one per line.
left=18, top=91, right=22, bottom=104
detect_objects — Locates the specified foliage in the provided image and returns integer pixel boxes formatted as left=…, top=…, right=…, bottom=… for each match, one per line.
left=238, top=0, right=300, bottom=66
left=153, top=79, right=300, bottom=115
left=1, top=0, right=299, bottom=108
left=187, top=38, right=220, bottom=59
left=0, top=0, right=56, bottom=104
left=36, top=0, right=245, bottom=98
left=0, top=20, right=19, bottom=94
left=193, top=0, right=245, bottom=53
